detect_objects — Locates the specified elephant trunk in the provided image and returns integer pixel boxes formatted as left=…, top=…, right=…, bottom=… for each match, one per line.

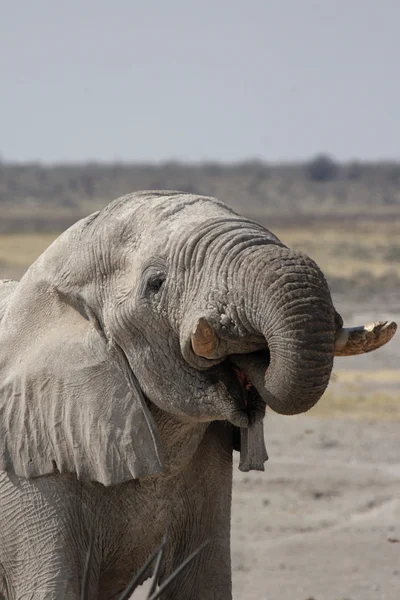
left=233, top=246, right=336, bottom=416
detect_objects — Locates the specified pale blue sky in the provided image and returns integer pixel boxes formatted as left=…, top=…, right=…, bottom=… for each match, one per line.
left=1, top=1, right=399, bottom=163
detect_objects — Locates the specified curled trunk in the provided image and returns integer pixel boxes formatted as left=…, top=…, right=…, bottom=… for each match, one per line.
left=233, top=247, right=336, bottom=415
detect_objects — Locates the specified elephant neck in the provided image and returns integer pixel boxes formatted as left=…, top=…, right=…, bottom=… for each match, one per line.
left=148, top=404, right=209, bottom=476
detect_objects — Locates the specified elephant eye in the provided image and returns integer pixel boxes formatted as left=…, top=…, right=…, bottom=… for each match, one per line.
left=141, top=259, right=168, bottom=298
left=146, top=273, right=166, bottom=295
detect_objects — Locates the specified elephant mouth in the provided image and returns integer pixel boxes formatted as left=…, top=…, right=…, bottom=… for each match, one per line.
left=208, top=353, right=268, bottom=428
left=208, top=353, right=269, bottom=472
left=231, top=362, right=266, bottom=425
left=228, top=359, right=269, bottom=472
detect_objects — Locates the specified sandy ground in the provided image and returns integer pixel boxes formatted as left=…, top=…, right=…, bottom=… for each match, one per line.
left=231, top=413, right=400, bottom=600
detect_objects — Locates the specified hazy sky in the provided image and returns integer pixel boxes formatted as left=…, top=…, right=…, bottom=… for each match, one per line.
left=1, top=1, right=399, bottom=163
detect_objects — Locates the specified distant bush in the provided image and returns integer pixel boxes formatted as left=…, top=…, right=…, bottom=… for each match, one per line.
left=306, top=154, right=339, bottom=182
left=345, top=160, right=364, bottom=180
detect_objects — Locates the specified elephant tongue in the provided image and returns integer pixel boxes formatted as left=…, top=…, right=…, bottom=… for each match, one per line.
left=239, top=421, right=268, bottom=472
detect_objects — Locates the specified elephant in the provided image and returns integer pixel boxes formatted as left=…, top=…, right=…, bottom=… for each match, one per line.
left=0, top=191, right=396, bottom=599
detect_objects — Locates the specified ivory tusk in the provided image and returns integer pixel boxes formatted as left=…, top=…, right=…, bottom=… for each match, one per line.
left=334, top=320, right=397, bottom=357
left=191, top=318, right=219, bottom=358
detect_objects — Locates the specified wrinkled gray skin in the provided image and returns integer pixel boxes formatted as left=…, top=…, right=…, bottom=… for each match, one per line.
left=0, top=192, right=340, bottom=599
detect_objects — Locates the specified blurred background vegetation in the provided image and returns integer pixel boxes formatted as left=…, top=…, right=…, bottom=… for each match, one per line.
left=1, top=155, right=399, bottom=312
left=1, top=155, right=400, bottom=232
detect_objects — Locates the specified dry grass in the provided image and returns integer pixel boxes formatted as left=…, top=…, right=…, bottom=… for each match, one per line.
left=0, top=233, right=58, bottom=279
left=331, top=369, right=400, bottom=384
left=0, top=233, right=57, bottom=267
left=274, top=220, right=400, bottom=280
left=311, top=390, right=400, bottom=420
left=310, top=369, right=400, bottom=420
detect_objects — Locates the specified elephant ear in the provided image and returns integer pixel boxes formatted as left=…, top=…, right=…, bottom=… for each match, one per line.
left=0, top=232, right=164, bottom=487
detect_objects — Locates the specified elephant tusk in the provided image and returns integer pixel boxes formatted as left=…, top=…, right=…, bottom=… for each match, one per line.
left=334, top=320, right=397, bottom=357
left=191, top=318, right=219, bottom=358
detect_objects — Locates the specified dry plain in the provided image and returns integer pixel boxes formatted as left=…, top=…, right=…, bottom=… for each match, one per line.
left=0, top=220, right=399, bottom=600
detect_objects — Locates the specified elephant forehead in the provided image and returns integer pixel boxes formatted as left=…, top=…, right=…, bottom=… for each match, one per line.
left=153, top=203, right=233, bottom=237
left=157, top=196, right=235, bottom=224
left=133, top=196, right=239, bottom=252
left=77, top=192, right=238, bottom=252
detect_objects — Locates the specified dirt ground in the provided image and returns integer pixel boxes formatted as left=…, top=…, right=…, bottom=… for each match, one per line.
left=231, top=413, right=400, bottom=600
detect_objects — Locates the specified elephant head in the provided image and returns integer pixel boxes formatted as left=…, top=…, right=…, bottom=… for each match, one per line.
left=0, top=192, right=396, bottom=484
